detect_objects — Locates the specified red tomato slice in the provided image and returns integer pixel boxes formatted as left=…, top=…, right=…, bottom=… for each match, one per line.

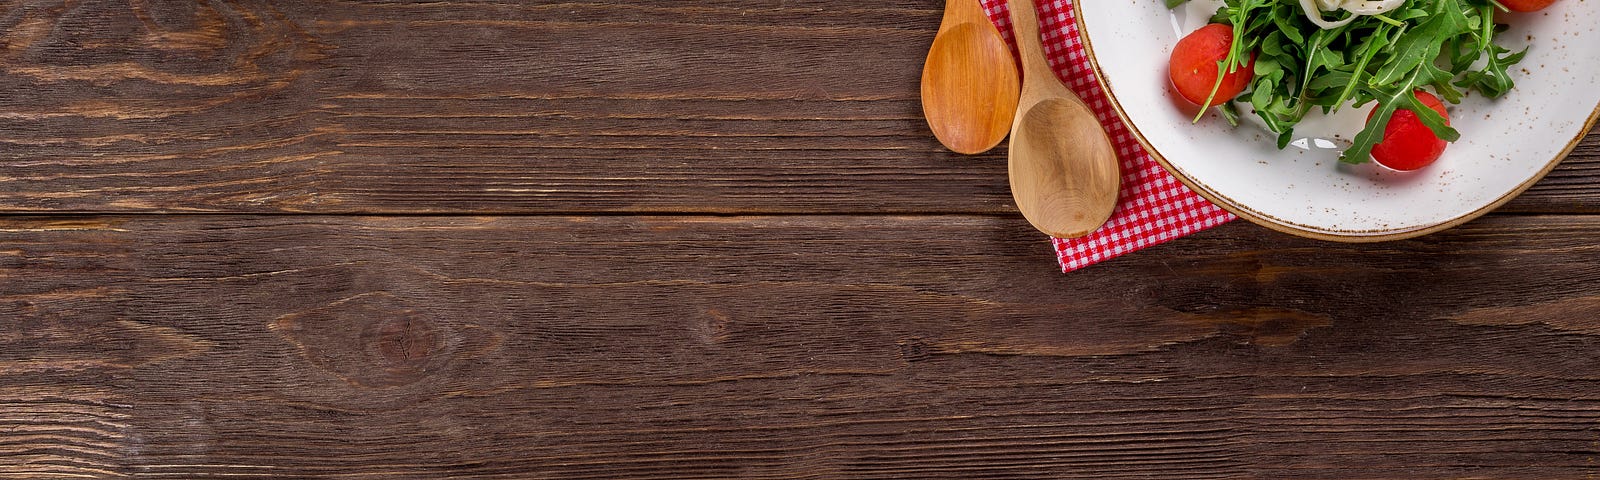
left=1368, top=90, right=1451, bottom=172
left=1499, top=0, right=1556, bottom=12
left=1168, top=24, right=1255, bottom=108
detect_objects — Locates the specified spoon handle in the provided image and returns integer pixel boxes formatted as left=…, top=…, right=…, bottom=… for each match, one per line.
left=945, top=0, right=987, bottom=26
left=1006, top=0, right=1050, bottom=81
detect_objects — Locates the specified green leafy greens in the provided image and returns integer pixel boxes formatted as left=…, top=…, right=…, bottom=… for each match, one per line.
left=1170, top=0, right=1526, bottom=163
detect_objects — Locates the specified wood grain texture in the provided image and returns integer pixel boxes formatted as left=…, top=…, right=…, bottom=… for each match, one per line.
left=3, top=214, right=1600, bottom=478
left=0, top=0, right=1594, bottom=214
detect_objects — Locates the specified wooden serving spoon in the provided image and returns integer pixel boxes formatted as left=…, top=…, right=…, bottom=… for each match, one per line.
left=920, top=0, right=1020, bottom=154
left=1006, top=0, right=1119, bottom=238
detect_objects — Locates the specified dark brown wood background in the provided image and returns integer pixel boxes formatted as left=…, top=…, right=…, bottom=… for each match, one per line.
left=3, top=1, right=1599, bottom=478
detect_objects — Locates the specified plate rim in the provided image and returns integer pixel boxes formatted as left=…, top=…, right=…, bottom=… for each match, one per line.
left=1072, top=2, right=1600, bottom=242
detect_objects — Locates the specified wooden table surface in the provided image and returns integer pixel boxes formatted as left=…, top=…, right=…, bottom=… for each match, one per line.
left=5, top=1, right=1600, bottom=478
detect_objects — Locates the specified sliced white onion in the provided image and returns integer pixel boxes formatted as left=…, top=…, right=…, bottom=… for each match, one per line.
left=1300, top=0, right=1357, bottom=29
left=1301, top=0, right=1406, bottom=29
left=1340, top=0, right=1407, bottom=15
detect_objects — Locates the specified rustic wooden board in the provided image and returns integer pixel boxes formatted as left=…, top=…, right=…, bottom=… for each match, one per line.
left=0, top=0, right=1594, bottom=214
left=5, top=0, right=1599, bottom=478
left=3, top=214, right=1599, bottom=478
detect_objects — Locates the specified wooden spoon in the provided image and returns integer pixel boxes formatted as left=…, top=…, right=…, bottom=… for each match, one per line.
left=1006, top=0, right=1119, bottom=238
left=920, top=0, right=1020, bottom=154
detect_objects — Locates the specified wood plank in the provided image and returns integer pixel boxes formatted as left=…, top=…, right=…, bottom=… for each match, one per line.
left=0, top=0, right=1593, bottom=214
left=3, top=214, right=1600, bottom=478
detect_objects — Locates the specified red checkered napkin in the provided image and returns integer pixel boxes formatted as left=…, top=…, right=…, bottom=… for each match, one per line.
left=978, top=0, right=1236, bottom=272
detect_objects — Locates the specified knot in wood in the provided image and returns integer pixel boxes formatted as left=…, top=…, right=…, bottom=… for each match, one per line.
left=272, top=293, right=453, bottom=388
left=365, top=312, right=442, bottom=373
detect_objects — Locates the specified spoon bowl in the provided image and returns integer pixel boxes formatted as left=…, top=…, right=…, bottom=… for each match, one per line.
left=921, top=0, right=1020, bottom=155
left=1006, top=0, right=1120, bottom=238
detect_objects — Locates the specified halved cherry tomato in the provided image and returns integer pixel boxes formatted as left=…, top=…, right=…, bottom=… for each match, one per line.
left=1168, top=23, right=1254, bottom=108
left=1499, top=0, right=1556, bottom=12
left=1368, top=90, right=1450, bottom=171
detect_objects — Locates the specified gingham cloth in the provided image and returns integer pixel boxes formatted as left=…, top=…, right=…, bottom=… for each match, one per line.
left=978, top=0, right=1237, bottom=272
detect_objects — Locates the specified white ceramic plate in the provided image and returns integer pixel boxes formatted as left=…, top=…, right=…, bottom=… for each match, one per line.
left=1075, top=1, right=1600, bottom=241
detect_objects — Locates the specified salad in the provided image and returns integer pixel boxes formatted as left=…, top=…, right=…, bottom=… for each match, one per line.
left=1165, top=0, right=1553, bottom=171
